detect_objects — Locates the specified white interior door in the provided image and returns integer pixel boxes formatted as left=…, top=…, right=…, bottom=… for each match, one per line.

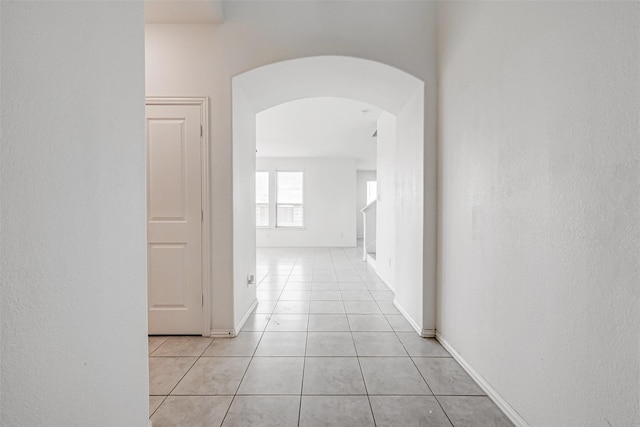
left=146, top=103, right=203, bottom=335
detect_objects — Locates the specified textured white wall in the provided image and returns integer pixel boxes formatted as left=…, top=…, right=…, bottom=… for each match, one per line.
left=437, top=2, right=640, bottom=425
left=375, top=112, right=397, bottom=289
left=395, top=89, right=428, bottom=334
left=145, top=1, right=438, bottom=332
left=231, top=86, right=258, bottom=331
left=256, top=157, right=357, bottom=247
left=1, top=2, right=149, bottom=425
left=356, top=170, right=376, bottom=239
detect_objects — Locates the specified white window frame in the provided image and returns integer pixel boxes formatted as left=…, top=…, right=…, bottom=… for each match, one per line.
left=276, top=170, right=304, bottom=228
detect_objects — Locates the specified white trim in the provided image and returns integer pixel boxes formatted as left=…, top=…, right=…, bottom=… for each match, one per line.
left=421, top=328, right=436, bottom=338
left=145, top=97, right=211, bottom=337
left=199, top=99, right=211, bottom=338
left=393, top=299, right=422, bottom=336
left=210, top=329, right=235, bottom=338
left=375, top=271, right=396, bottom=293
left=373, top=271, right=429, bottom=338
left=233, top=299, right=259, bottom=335
left=436, top=332, right=529, bottom=427
left=365, top=253, right=377, bottom=268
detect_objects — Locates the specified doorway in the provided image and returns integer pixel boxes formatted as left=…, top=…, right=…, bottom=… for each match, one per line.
left=231, top=56, right=435, bottom=337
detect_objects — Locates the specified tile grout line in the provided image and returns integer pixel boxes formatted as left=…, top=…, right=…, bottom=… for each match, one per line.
left=349, top=300, right=378, bottom=427
left=296, top=248, right=307, bottom=427
left=251, top=247, right=502, bottom=425
left=235, top=247, right=390, bottom=425
left=220, top=257, right=279, bottom=426
left=148, top=395, right=168, bottom=418
left=153, top=341, right=209, bottom=405
left=297, top=278, right=311, bottom=427
left=390, top=309, right=458, bottom=426
left=342, top=251, right=379, bottom=427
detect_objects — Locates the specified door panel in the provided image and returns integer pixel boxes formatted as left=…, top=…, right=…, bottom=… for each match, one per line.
left=148, top=119, right=187, bottom=221
left=148, top=244, right=188, bottom=307
left=146, top=103, right=203, bottom=335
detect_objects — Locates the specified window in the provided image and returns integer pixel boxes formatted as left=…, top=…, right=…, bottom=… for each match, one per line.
left=276, top=171, right=303, bottom=227
left=366, top=181, right=377, bottom=204
left=256, top=171, right=269, bottom=227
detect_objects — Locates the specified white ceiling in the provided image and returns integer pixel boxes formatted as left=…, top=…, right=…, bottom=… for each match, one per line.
left=256, top=97, right=381, bottom=170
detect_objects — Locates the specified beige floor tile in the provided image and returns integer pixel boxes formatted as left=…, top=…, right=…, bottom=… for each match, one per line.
left=151, top=336, right=213, bottom=357
left=265, top=314, right=308, bottom=331
left=352, top=332, right=407, bottom=356
left=222, top=395, right=300, bottom=427
left=151, top=396, right=232, bottom=427
left=370, top=396, right=452, bottom=427
left=300, top=396, right=374, bottom=427
left=241, top=314, right=271, bottom=331
left=148, top=336, right=167, bottom=355
left=149, top=395, right=165, bottom=416
left=255, top=332, right=307, bottom=356
left=237, top=357, right=304, bottom=395
left=347, top=314, right=393, bottom=331
left=273, top=300, right=310, bottom=314
left=438, top=396, right=514, bottom=426
left=385, top=314, right=415, bottom=332
left=308, top=314, right=350, bottom=331
left=172, top=357, right=250, bottom=395
left=203, top=332, right=262, bottom=357
left=413, top=357, right=484, bottom=395
left=302, top=357, right=366, bottom=395
left=396, top=332, right=450, bottom=357
left=359, top=357, right=431, bottom=395
left=343, top=301, right=381, bottom=314
left=309, top=300, right=345, bottom=314
left=149, top=357, right=197, bottom=395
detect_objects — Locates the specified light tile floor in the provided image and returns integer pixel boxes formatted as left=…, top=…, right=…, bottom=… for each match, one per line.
left=149, top=247, right=513, bottom=427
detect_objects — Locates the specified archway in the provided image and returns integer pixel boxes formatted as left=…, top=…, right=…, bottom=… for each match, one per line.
left=231, top=56, right=435, bottom=337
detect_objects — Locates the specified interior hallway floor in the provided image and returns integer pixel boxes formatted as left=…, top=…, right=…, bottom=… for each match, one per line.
left=148, top=246, right=513, bottom=426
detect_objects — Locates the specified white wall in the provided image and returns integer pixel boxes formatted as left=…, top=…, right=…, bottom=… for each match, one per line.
left=1, top=2, right=149, bottom=425
left=257, top=158, right=357, bottom=247
left=356, top=170, right=376, bottom=239
left=437, top=2, right=640, bottom=425
left=146, top=1, right=438, bottom=333
left=395, top=89, right=428, bottom=335
left=375, top=112, right=397, bottom=288
left=374, top=94, right=430, bottom=336
left=231, top=85, right=258, bottom=331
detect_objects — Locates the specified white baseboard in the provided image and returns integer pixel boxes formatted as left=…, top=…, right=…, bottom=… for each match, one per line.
left=392, top=299, right=422, bottom=336
left=421, top=328, right=436, bottom=338
left=436, top=332, right=529, bottom=427
left=210, top=329, right=235, bottom=337
left=366, top=253, right=377, bottom=268
left=231, top=299, right=258, bottom=336
left=375, top=272, right=396, bottom=293
left=372, top=275, right=430, bottom=337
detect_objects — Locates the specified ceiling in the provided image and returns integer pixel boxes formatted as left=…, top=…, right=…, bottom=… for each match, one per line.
left=256, top=97, right=382, bottom=171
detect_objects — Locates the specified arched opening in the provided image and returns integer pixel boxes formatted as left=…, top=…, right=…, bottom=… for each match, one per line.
left=231, top=56, right=434, bottom=336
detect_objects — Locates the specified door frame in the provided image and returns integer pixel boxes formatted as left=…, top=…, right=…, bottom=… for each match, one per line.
left=145, top=96, right=211, bottom=337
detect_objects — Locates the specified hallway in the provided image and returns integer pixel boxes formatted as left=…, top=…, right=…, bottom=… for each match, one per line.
left=148, top=247, right=513, bottom=426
